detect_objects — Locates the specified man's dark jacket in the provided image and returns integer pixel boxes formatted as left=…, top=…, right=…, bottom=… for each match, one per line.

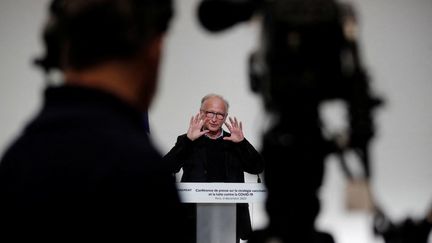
left=164, top=132, right=265, bottom=241
left=0, top=85, right=187, bottom=242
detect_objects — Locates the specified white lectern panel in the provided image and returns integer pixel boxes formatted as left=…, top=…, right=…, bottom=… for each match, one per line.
left=176, top=183, right=267, bottom=243
left=176, top=182, right=267, bottom=203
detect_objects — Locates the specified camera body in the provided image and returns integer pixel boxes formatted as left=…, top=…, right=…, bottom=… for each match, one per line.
left=248, top=0, right=381, bottom=153
left=249, top=0, right=344, bottom=111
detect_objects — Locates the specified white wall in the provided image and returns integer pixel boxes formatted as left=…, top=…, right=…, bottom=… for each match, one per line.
left=1, top=0, right=431, bottom=242
left=0, top=0, right=47, bottom=153
left=151, top=0, right=264, bottom=154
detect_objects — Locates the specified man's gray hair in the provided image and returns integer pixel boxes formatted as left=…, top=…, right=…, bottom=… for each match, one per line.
left=200, top=93, right=229, bottom=112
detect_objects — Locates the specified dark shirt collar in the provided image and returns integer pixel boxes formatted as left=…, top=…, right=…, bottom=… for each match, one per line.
left=204, top=129, right=224, bottom=140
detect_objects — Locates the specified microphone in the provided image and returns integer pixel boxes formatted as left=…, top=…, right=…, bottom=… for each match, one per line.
left=197, top=0, right=258, bottom=32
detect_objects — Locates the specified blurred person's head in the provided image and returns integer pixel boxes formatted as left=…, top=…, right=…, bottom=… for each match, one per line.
left=200, top=94, right=229, bottom=136
left=35, top=0, right=174, bottom=111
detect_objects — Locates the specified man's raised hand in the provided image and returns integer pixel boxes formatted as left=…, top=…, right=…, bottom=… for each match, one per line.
left=224, top=117, right=244, bottom=143
left=187, top=113, right=208, bottom=141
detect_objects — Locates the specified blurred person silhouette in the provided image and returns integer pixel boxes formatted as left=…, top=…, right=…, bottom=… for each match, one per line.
left=163, top=93, right=265, bottom=243
left=0, top=0, right=188, bottom=242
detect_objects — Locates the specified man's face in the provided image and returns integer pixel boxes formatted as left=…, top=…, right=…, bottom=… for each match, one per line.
left=200, top=97, right=227, bottom=133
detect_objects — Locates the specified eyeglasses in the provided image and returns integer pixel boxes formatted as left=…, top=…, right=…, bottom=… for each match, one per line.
left=201, top=110, right=226, bottom=120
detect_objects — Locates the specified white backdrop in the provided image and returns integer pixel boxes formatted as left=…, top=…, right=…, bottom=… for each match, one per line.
left=1, top=1, right=431, bottom=243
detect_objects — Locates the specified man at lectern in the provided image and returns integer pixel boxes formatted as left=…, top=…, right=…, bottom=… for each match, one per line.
left=164, top=93, right=265, bottom=243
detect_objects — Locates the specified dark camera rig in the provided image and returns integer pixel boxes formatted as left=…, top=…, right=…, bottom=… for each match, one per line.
left=197, top=0, right=383, bottom=242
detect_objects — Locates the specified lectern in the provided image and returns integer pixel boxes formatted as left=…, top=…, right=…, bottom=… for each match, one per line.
left=176, top=183, right=267, bottom=243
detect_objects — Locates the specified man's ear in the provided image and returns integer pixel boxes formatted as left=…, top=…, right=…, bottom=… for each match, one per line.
left=134, top=34, right=165, bottom=111
left=147, top=34, right=164, bottom=61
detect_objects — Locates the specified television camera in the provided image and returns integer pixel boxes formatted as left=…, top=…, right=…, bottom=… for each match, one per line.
left=197, top=0, right=383, bottom=242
